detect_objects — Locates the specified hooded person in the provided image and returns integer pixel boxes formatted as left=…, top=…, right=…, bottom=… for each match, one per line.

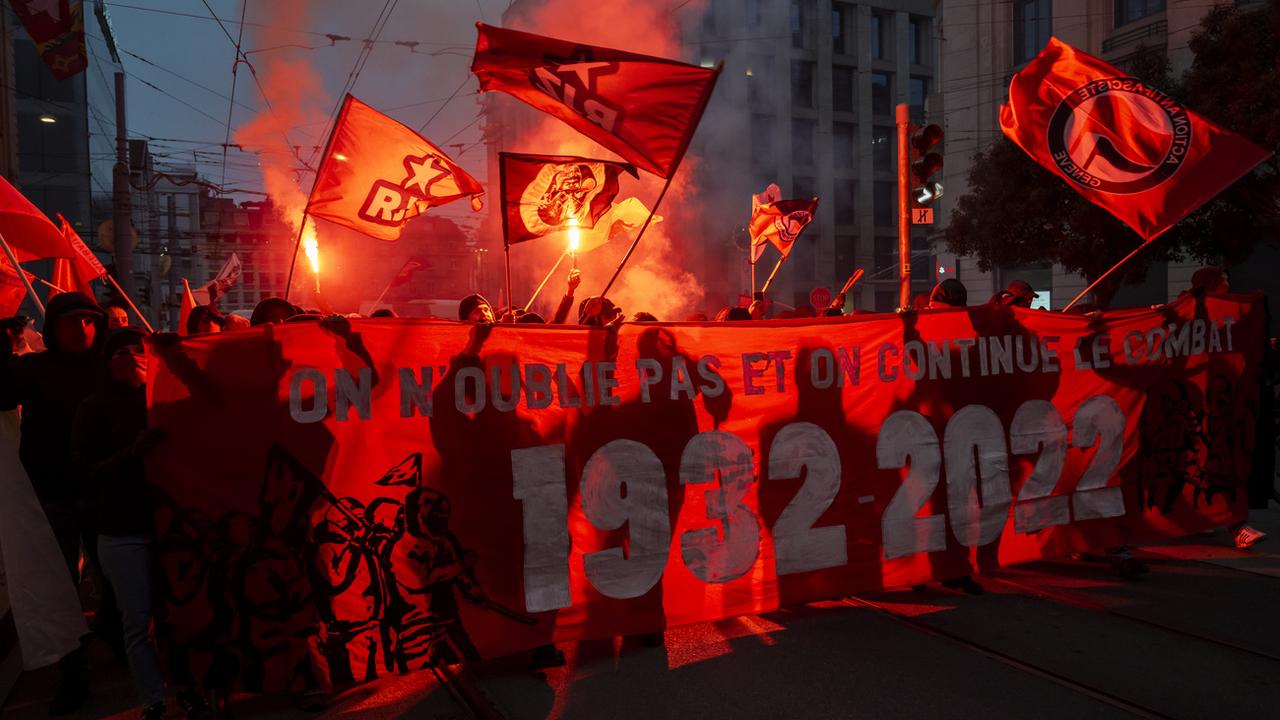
left=0, top=291, right=110, bottom=714
left=458, top=293, right=495, bottom=323
left=71, top=328, right=212, bottom=720
left=250, top=297, right=297, bottom=326
left=928, top=279, right=968, bottom=309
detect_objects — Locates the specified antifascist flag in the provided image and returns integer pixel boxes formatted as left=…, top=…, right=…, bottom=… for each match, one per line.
left=472, top=23, right=720, bottom=178
left=51, top=214, right=105, bottom=297
left=307, top=95, right=484, bottom=241
left=205, top=253, right=242, bottom=305
left=1001, top=37, right=1271, bottom=241
left=500, top=152, right=637, bottom=246
left=750, top=196, right=818, bottom=261
left=388, top=256, right=430, bottom=288
left=10, top=0, right=87, bottom=80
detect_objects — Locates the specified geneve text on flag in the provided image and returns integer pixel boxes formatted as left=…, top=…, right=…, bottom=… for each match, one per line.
left=307, top=95, right=484, bottom=241
left=750, top=196, right=818, bottom=260
left=54, top=214, right=106, bottom=297
left=501, top=153, right=637, bottom=246
left=471, top=23, right=719, bottom=178
left=1000, top=37, right=1271, bottom=241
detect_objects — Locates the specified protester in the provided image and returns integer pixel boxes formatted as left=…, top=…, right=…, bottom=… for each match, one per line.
left=552, top=268, right=581, bottom=324
left=1, top=315, right=31, bottom=354
left=459, top=293, right=496, bottom=324
left=221, top=313, right=251, bottom=331
left=71, top=328, right=213, bottom=720
left=821, top=307, right=844, bottom=317
left=686, top=312, right=709, bottom=322
left=911, top=292, right=930, bottom=310
left=250, top=297, right=297, bottom=326
left=1002, top=280, right=1036, bottom=308
left=105, top=305, right=130, bottom=329
left=928, top=278, right=968, bottom=309
left=724, top=307, right=752, bottom=321
left=579, top=296, right=623, bottom=326
left=186, top=305, right=224, bottom=335
left=1189, top=266, right=1230, bottom=295
left=632, top=311, right=658, bottom=322
left=517, top=312, right=547, bottom=324
left=0, top=292, right=111, bottom=714
left=370, top=308, right=397, bottom=318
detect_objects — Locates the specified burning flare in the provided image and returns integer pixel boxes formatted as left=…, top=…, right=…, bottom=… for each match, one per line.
left=566, top=216, right=581, bottom=254
left=302, top=221, right=320, bottom=276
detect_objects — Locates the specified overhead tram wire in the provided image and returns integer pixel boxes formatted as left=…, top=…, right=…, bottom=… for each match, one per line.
left=219, top=1, right=250, bottom=193
left=304, top=0, right=400, bottom=169
left=418, top=74, right=472, bottom=133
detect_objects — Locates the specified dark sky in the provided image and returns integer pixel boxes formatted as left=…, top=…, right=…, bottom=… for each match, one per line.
left=91, top=0, right=509, bottom=229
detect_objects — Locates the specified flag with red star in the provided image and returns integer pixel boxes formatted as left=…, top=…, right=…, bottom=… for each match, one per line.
left=471, top=24, right=720, bottom=178
left=11, top=0, right=87, bottom=81
left=306, top=95, right=484, bottom=241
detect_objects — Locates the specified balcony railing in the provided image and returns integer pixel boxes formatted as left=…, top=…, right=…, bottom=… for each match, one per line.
left=1102, top=19, right=1168, bottom=53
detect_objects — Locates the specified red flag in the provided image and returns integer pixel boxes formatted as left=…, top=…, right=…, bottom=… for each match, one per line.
left=500, top=153, right=636, bottom=246
left=54, top=214, right=104, bottom=297
left=10, top=0, right=87, bottom=80
left=750, top=183, right=783, bottom=263
left=178, top=279, right=198, bottom=336
left=389, top=256, right=430, bottom=289
left=1001, top=37, right=1271, bottom=241
left=750, top=197, right=818, bottom=260
left=471, top=23, right=720, bottom=178
left=0, top=176, right=69, bottom=263
left=0, top=255, right=36, bottom=317
left=307, top=95, right=484, bottom=241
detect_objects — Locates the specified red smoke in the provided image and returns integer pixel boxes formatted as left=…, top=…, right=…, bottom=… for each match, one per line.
left=498, top=0, right=713, bottom=321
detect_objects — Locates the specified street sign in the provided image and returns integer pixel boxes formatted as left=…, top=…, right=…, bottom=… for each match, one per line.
left=911, top=207, right=934, bottom=225
left=810, top=286, right=832, bottom=309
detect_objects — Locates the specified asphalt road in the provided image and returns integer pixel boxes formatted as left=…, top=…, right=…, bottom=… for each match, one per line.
left=3, top=505, right=1277, bottom=720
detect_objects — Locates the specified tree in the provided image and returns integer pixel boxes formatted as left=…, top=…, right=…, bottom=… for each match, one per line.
left=945, top=3, right=1280, bottom=305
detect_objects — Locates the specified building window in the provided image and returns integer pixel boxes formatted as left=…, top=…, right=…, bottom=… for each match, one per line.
left=872, top=126, right=894, bottom=174
left=832, top=65, right=854, bottom=112
left=909, top=16, right=928, bottom=65
left=871, top=72, right=892, bottom=116
left=791, top=60, right=815, bottom=108
left=833, top=122, right=856, bottom=170
left=793, top=175, right=816, bottom=201
left=751, top=115, right=773, bottom=164
left=910, top=77, right=929, bottom=118
left=834, top=177, right=857, bottom=225
left=832, top=4, right=849, bottom=54
left=791, top=0, right=812, bottom=49
left=1014, top=0, right=1052, bottom=64
left=792, top=119, right=816, bottom=166
left=870, top=11, right=890, bottom=60
left=874, top=181, right=896, bottom=227
left=748, top=55, right=771, bottom=108
left=1115, top=0, right=1165, bottom=27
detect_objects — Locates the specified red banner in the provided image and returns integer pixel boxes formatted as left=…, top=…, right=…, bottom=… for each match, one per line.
left=10, top=0, right=87, bottom=80
left=1001, top=38, right=1270, bottom=240
left=147, top=295, right=1263, bottom=691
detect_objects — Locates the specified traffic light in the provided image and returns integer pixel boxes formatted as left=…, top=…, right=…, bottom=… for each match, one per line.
left=908, top=124, right=944, bottom=207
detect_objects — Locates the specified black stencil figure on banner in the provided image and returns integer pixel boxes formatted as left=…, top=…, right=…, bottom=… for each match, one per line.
left=536, top=164, right=596, bottom=226
left=1138, top=376, right=1246, bottom=514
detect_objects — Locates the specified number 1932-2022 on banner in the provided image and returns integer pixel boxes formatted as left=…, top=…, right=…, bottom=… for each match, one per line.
left=511, top=394, right=1124, bottom=613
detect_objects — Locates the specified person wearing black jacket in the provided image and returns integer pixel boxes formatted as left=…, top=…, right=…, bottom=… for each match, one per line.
left=71, top=328, right=211, bottom=720
left=0, top=292, right=110, bottom=714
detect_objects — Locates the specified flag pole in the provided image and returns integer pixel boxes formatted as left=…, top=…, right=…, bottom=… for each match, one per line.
left=0, top=232, right=45, bottom=317
left=599, top=63, right=722, bottom=299
left=1062, top=239, right=1154, bottom=312
left=524, top=251, right=568, bottom=313
left=760, top=254, right=787, bottom=293
left=104, top=273, right=155, bottom=333
left=284, top=210, right=309, bottom=303
left=498, top=152, right=515, bottom=322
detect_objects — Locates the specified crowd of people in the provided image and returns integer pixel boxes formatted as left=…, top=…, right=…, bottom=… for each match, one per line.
left=0, top=265, right=1273, bottom=717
